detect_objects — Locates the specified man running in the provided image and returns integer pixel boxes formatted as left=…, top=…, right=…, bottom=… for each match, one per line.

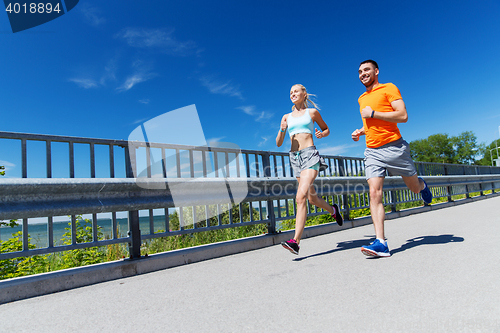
left=352, top=59, right=432, bottom=258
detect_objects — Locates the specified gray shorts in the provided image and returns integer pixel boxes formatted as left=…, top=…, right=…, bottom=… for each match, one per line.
left=364, top=138, right=417, bottom=180
left=289, top=146, right=327, bottom=177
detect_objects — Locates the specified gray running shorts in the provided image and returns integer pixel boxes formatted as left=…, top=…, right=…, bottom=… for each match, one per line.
left=289, top=146, right=327, bottom=177
left=364, top=138, right=417, bottom=180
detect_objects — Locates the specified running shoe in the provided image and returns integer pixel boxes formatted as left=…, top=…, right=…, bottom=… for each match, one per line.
left=361, top=239, right=391, bottom=257
left=331, top=203, right=343, bottom=227
left=281, top=239, right=299, bottom=255
left=419, top=177, right=433, bottom=204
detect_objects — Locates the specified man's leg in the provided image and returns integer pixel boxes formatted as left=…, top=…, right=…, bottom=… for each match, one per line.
left=402, top=174, right=433, bottom=204
left=367, top=176, right=386, bottom=240
left=402, top=174, right=424, bottom=193
left=361, top=176, right=391, bottom=257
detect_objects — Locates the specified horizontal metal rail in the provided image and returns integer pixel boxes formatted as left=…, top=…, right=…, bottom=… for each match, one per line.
left=1, top=175, right=500, bottom=260
left=1, top=175, right=500, bottom=220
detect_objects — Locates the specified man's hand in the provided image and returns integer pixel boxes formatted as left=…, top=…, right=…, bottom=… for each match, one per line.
left=351, top=129, right=363, bottom=141
left=361, top=106, right=373, bottom=119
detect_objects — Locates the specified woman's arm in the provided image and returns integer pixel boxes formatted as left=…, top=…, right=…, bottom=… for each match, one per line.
left=276, top=114, right=288, bottom=147
left=310, top=109, right=330, bottom=139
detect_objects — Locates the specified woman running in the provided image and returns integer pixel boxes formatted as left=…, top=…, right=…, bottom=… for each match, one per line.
left=276, top=84, right=343, bottom=255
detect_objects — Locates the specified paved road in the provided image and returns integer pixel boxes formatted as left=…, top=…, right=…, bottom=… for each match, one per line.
left=1, top=197, right=499, bottom=332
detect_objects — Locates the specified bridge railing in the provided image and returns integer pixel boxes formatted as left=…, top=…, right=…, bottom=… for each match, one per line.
left=1, top=131, right=500, bottom=261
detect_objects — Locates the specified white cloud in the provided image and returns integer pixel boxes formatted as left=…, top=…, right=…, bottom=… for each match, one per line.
left=131, top=117, right=150, bottom=125
left=68, top=78, right=98, bottom=89
left=79, top=3, right=105, bottom=27
left=200, top=77, right=243, bottom=99
left=238, top=105, right=273, bottom=122
left=237, top=105, right=256, bottom=116
left=256, top=111, right=273, bottom=122
left=139, top=99, right=150, bottom=104
left=117, top=72, right=157, bottom=92
left=70, top=58, right=118, bottom=89
left=0, top=160, right=16, bottom=175
left=319, top=144, right=358, bottom=156
left=115, top=28, right=197, bottom=56
left=258, top=136, right=270, bottom=147
left=207, top=136, right=226, bottom=143
left=99, top=59, right=117, bottom=86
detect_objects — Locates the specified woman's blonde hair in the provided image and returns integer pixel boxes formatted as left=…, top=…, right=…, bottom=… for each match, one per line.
left=291, top=84, right=320, bottom=111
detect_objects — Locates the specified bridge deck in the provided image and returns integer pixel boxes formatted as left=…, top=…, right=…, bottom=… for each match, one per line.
left=1, top=197, right=499, bottom=332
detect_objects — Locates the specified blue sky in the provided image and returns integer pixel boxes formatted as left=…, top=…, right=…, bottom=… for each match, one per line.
left=1, top=0, right=500, bottom=169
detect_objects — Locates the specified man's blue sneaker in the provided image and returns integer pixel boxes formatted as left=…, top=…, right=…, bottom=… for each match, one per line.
left=419, top=177, right=433, bottom=204
left=361, top=239, right=391, bottom=257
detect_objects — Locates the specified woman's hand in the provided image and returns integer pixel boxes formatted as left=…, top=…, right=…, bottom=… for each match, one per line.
left=280, top=117, right=288, bottom=132
left=315, top=128, right=323, bottom=139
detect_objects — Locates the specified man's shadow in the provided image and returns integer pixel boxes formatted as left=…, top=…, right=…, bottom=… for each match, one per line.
left=293, top=234, right=464, bottom=261
left=390, top=234, right=464, bottom=255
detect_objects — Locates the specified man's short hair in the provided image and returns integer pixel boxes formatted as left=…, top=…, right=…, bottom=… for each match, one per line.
left=360, top=59, right=379, bottom=69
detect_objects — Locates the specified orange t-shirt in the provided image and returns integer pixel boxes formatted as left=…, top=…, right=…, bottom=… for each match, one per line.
left=358, top=83, right=402, bottom=148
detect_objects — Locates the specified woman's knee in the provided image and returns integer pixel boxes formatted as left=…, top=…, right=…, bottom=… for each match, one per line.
left=296, top=192, right=307, bottom=205
left=369, top=187, right=383, bottom=202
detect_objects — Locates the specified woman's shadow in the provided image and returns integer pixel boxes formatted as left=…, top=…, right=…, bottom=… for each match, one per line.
left=293, top=234, right=464, bottom=261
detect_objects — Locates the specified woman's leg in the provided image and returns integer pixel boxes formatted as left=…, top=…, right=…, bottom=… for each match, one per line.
left=293, top=169, right=321, bottom=244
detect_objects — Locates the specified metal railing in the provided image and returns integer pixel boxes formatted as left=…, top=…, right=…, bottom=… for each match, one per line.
left=1, top=131, right=500, bottom=261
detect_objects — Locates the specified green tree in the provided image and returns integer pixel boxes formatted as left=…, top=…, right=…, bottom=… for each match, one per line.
left=451, top=131, right=484, bottom=164
left=476, top=139, right=500, bottom=166
left=410, top=131, right=485, bottom=165
left=410, top=133, right=454, bottom=163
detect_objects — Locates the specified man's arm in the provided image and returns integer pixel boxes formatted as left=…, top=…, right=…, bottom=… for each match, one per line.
left=360, top=99, right=408, bottom=123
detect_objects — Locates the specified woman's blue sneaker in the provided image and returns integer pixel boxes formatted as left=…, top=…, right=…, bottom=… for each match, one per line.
left=361, top=239, right=391, bottom=257
left=419, top=177, right=433, bottom=204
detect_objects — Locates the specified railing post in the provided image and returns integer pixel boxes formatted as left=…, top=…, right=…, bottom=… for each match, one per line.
left=127, top=211, right=142, bottom=259
left=463, top=166, right=470, bottom=199
left=444, top=165, right=453, bottom=202
left=262, top=152, right=276, bottom=234
left=338, top=158, right=351, bottom=220
left=476, top=166, right=484, bottom=196
left=125, top=144, right=142, bottom=259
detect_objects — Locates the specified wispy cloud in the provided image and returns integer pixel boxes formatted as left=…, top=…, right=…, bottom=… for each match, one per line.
left=237, top=105, right=273, bottom=122
left=258, top=136, right=270, bottom=147
left=207, top=136, right=226, bottom=143
left=69, top=58, right=117, bottom=89
left=139, top=99, right=150, bottom=104
left=319, top=144, right=358, bottom=156
left=79, top=3, right=105, bottom=27
left=68, top=78, right=99, bottom=89
left=0, top=160, right=16, bottom=174
left=116, top=61, right=157, bottom=92
left=117, top=73, right=155, bottom=92
left=238, top=105, right=255, bottom=116
left=115, top=28, right=197, bottom=56
left=200, top=77, right=243, bottom=99
left=99, top=59, right=117, bottom=86
left=131, top=117, right=150, bottom=125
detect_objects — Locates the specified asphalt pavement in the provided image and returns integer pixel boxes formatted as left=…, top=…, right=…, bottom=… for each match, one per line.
left=1, top=197, right=499, bottom=333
